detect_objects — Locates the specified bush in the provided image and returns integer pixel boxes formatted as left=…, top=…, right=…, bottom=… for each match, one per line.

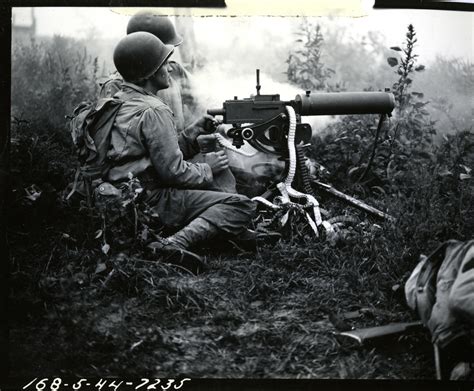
left=286, top=19, right=394, bottom=92
left=286, top=20, right=335, bottom=91
left=12, top=35, right=99, bottom=128
left=288, top=23, right=474, bottom=279
left=11, top=35, right=99, bottom=190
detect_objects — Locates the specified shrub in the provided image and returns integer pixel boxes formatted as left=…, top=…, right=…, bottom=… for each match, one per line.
left=11, top=35, right=99, bottom=189
left=286, top=20, right=335, bottom=91
left=310, top=25, right=438, bottom=192
left=288, top=23, right=473, bottom=282
left=12, top=35, right=99, bottom=129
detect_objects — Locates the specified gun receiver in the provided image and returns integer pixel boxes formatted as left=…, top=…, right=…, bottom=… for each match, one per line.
left=207, top=70, right=395, bottom=154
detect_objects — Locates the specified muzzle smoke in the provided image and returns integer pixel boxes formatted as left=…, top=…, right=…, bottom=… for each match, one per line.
left=188, top=62, right=337, bottom=175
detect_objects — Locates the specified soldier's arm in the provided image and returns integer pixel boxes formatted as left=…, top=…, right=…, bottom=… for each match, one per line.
left=140, top=107, right=213, bottom=188
left=178, top=123, right=204, bottom=158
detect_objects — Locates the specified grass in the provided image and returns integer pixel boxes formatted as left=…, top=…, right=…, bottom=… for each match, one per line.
left=8, top=188, right=444, bottom=379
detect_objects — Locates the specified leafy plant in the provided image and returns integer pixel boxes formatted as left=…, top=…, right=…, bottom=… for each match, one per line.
left=387, top=25, right=425, bottom=110
left=90, top=174, right=165, bottom=256
left=310, top=25, right=438, bottom=193
left=286, top=20, right=335, bottom=92
left=305, top=23, right=473, bottom=250
left=381, top=24, right=437, bottom=190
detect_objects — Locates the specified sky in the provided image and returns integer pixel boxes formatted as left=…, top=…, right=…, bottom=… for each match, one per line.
left=12, top=6, right=473, bottom=62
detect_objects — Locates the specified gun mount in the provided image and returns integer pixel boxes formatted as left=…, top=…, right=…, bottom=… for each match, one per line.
left=207, top=69, right=395, bottom=155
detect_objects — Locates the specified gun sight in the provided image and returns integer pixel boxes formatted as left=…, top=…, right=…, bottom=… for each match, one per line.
left=256, top=69, right=261, bottom=96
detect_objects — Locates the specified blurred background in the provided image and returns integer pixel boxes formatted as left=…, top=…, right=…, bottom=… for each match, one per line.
left=11, top=7, right=472, bottom=132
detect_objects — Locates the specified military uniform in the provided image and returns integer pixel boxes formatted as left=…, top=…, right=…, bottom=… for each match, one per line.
left=106, top=81, right=255, bottom=235
left=99, top=61, right=192, bottom=131
left=100, top=64, right=237, bottom=194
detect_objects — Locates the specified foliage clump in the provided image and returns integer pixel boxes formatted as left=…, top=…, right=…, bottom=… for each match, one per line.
left=288, top=23, right=473, bottom=266
left=286, top=20, right=335, bottom=91
left=11, top=36, right=99, bottom=189
left=12, top=35, right=99, bottom=128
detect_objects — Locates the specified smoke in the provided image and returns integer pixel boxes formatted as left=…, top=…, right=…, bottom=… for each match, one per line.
left=188, top=60, right=337, bottom=172
left=190, top=62, right=298, bottom=112
left=188, top=63, right=315, bottom=174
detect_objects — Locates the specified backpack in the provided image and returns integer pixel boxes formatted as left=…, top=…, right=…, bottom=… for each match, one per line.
left=67, top=97, right=124, bottom=203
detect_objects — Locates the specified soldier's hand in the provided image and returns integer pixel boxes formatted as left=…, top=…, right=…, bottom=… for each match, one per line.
left=193, top=114, right=220, bottom=134
left=205, top=151, right=229, bottom=175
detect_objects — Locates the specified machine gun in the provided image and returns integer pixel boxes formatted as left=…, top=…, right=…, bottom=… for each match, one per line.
left=207, top=70, right=396, bottom=232
left=208, top=69, right=395, bottom=155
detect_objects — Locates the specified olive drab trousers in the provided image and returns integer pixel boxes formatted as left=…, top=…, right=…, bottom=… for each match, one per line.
left=142, top=187, right=256, bottom=235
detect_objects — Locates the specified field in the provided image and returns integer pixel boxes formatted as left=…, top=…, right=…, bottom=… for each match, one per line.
left=5, top=21, right=474, bottom=386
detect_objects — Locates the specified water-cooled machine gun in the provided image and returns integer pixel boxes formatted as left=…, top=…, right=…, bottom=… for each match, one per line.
left=207, top=70, right=396, bottom=235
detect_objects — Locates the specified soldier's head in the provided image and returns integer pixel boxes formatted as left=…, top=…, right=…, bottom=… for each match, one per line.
left=113, top=32, right=174, bottom=91
left=127, top=11, right=183, bottom=47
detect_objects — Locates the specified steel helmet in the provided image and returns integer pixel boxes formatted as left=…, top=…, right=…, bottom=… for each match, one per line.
left=113, top=31, right=174, bottom=82
left=127, top=11, right=183, bottom=46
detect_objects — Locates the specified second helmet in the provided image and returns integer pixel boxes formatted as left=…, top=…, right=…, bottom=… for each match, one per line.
left=127, top=11, right=183, bottom=46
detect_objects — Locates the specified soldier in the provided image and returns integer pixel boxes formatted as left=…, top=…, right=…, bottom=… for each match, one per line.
left=100, top=11, right=194, bottom=131
left=107, top=32, right=268, bottom=273
left=100, top=10, right=237, bottom=194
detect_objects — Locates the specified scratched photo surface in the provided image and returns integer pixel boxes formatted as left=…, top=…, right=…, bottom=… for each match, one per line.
left=9, top=6, right=473, bottom=383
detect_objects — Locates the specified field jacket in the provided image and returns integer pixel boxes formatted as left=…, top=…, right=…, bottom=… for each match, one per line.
left=405, top=240, right=474, bottom=349
left=105, top=82, right=213, bottom=189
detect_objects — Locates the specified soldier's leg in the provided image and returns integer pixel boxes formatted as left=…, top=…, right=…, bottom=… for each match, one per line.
left=142, top=188, right=254, bottom=273
left=143, top=187, right=256, bottom=238
left=188, top=153, right=237, bottom=194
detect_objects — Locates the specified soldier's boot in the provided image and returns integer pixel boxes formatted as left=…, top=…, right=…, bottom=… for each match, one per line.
left=148, top=217, right=219, bottom=274
left=228, top=227, right=281, bottom=251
